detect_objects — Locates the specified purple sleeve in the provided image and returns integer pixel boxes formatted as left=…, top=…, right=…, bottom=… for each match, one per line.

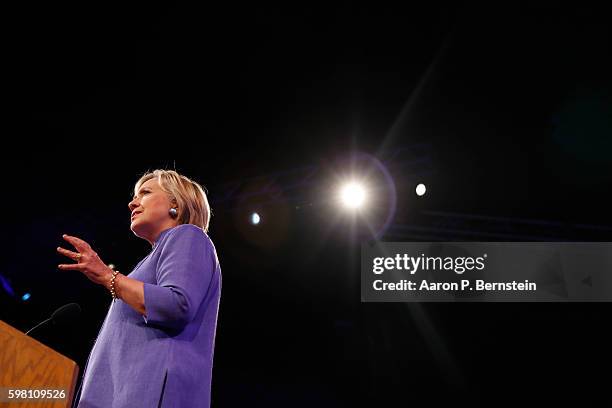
left=142, top=225, right=214, bottom=330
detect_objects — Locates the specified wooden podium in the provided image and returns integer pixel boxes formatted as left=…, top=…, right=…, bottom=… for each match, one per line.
left=0, top=321, right=79, bottom=408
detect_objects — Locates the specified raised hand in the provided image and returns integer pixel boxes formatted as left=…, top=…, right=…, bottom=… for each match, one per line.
left=57, top=234, right=113, bottom=289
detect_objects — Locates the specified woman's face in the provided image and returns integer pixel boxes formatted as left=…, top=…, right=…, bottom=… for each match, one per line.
left=128, top=178, right=178, bottom=244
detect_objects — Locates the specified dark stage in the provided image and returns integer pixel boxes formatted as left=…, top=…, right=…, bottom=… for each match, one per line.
left=2, top=3, right=612, bottom=406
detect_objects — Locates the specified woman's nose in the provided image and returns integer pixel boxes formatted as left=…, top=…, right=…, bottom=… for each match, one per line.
left=128, top=198, right=139, bottom=211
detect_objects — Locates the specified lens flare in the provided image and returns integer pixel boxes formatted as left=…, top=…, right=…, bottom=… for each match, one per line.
left=340, top=182, right=366, bottom=209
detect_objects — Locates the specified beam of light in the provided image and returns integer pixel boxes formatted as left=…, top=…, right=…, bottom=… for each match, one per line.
left=339, top=182, right=367, bottom=209
left=416, top=183, right=427, bottom=196
left=21, top=293, right=31, bottom=301
left=251, top=212, right=261, bottom=225
left=376, top=17, right=457, bottom=157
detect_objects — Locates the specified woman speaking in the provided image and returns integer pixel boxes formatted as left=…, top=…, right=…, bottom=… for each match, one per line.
left=57, top=170, right=221, bottom=408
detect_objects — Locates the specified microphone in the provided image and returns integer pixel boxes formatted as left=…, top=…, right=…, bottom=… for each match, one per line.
left=25, top=303, right=81, bottom=336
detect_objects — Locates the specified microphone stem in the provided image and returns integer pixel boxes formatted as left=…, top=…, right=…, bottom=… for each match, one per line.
left=25, top=317, right=52, bottom=336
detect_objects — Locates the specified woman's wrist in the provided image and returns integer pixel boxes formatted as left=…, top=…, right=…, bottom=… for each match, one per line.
left=105, top=267, right=115, bottom=291
left=113, top=273, right=123, bottom=299
left=105, top=266, right=120, bottom=300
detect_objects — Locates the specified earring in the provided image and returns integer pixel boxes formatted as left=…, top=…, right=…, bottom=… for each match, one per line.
left=169, top=208, right=178, bottom=218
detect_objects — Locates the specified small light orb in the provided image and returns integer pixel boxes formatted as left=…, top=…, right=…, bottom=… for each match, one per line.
left=416, top=183, right=427, bottom=196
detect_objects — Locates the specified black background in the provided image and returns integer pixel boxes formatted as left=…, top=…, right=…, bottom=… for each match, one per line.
left=2, top=2, right=612, bottom=406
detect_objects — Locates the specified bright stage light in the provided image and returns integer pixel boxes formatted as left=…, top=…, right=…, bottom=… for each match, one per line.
left=22, top=293, right=31, bottom=301
left=416, top=183, right=426, bottom=196
left=251, top=212, right=261, bottom=225
left=340, top=182, right=366, bottom=209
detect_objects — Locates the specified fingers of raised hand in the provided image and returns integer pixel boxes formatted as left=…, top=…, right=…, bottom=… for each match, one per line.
left=62, top=234, right=91, bottom=252
left=58, top=263, right=86, bottom=271
left=57, top=246, right=82, bottom=262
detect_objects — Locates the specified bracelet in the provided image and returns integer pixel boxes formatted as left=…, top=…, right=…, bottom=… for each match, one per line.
left=109, top=269, right=120, bottom=300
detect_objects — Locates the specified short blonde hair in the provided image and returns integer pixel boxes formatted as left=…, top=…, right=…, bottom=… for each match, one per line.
left=134, top=170, right=211, bottom=233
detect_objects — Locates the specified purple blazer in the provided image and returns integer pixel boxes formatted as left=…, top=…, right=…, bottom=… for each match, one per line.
left=76, top=224, right=222, bottom=408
